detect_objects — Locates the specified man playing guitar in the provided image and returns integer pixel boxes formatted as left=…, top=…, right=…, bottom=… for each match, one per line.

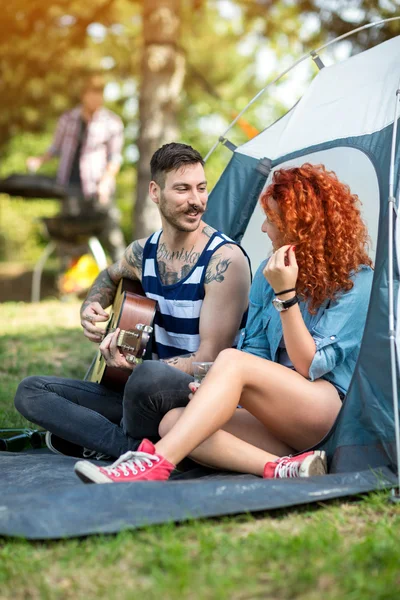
left=14, top=143, right=251, bottom=460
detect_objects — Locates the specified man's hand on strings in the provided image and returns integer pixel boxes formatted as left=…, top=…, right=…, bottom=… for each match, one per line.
left=81, top=302, right=109, bottom=343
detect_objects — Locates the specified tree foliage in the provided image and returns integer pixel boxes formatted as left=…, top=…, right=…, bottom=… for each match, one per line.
left=0, top=0, right=398, bottom=241
left=1, top=1, right=397, bottom=146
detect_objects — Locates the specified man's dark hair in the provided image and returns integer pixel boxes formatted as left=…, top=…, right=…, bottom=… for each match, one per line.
left=150, top=143, right=204, bottom=188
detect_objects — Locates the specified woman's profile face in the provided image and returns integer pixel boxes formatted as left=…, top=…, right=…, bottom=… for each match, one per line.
left=261, top=196, right=281, bottom=249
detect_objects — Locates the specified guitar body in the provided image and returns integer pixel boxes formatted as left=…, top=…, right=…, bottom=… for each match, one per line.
left=88, top=279, right=156, bottom=390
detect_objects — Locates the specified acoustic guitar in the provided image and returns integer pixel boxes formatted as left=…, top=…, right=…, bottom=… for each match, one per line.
left=87, top=279, right=157, bottom=390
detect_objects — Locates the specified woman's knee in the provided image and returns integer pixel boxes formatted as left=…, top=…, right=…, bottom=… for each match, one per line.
left=211, top=348, right=245, bottom=382
left=158, top=408, right=184, bottom=438
left=215, top=348, right=242, bottom=366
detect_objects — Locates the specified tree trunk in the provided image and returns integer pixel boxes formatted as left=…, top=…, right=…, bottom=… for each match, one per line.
left=134, top=0, right=185, bottom=238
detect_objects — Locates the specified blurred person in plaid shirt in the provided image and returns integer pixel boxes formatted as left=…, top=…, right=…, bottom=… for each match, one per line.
left=27, top=73, right=126, bottom=261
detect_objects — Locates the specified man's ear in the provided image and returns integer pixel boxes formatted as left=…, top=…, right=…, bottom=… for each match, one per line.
left=149, top=180, right=160, bottom=205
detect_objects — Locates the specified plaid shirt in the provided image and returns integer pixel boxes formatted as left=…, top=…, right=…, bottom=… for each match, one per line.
left=48, top=106, right=124, bottom=198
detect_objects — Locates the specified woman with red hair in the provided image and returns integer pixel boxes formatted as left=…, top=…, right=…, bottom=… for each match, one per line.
left=75, top=164, right=374, bottom=484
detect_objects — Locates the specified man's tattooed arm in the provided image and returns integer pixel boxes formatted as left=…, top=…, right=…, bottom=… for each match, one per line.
left=81, top=269, right=117, bottom=314
left=161, top=353, right=197, bottom=374
left=204, top=249, right=233, bottom=284
left=81, top=239, right=147, bottom=314
left=124, top=240, right=145, bottom=279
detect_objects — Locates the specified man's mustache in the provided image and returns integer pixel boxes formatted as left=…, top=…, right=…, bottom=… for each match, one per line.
left=185, top=205, right=205, bottom=214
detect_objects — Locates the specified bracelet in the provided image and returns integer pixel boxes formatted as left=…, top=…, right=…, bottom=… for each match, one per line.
left=274, top=287, right=296, bottom=296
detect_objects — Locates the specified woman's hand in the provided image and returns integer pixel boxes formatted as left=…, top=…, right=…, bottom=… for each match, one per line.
left=188, top=381, right=200, bottom=401
left=263, top=245, right=298, bottom=293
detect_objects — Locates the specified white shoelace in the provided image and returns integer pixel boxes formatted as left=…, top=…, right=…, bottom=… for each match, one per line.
left=102, top=450, right=159, bottom=477
left=274, top=458, right=300, bottom=478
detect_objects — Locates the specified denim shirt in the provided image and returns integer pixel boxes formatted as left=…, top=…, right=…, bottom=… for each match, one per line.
left=237, top=260, right=373, bottom=395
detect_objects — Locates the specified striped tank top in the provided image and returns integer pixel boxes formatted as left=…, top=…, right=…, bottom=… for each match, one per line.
left=141, top=229, right=248, bottom=359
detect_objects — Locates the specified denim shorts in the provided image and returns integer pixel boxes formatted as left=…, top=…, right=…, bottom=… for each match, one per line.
left=335, top=387, right=346, bottom=402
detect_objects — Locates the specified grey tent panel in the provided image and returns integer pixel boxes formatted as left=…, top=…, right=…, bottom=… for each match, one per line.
left=0, top=451, right=396, bottom=540
left=204, top=152, right=263, bottom=241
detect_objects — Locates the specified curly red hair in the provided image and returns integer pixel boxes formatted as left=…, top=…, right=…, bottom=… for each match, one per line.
left=260, top=163, right=372, bottom=312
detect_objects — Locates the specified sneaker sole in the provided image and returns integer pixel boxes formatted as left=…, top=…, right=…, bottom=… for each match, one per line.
left=74, top=460, right=113, bottom=484
left=313, top=450, right=328, bottom=470
left=299, top=451, right=328, bottom=477
left=45, top=431, right=87, bottom=459
left=45, top=431, right=62, bottom=455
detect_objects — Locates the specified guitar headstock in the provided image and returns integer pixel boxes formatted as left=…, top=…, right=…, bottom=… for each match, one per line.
left=117, top=324, right=153, bottom=359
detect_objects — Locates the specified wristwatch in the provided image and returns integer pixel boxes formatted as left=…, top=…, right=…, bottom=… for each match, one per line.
left=272, top=295, right=299, bottom=312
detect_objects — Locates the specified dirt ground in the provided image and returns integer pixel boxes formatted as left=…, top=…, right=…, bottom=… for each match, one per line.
left=0, top=263, right=59, bottom=303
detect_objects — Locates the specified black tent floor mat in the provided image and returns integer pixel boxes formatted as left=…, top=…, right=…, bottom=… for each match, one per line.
left=0, top=450, right=396, bottom=540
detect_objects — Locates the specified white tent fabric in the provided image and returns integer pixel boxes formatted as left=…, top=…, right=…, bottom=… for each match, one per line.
left=237, top=109, right=295, bottom=160
left=237, top=35, right=400, bottom=161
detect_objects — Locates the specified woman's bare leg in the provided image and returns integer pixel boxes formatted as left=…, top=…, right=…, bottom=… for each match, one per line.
left=155, top=348, right=342, bottom=468
left=159, top=407, right=294, bottom=475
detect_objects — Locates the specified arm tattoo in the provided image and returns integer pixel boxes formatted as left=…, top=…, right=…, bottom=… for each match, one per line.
left=204, top=253, right=232, bottom=284
left=125, top=241, right=144, bottom=277
left=81, top=270, right=117, bottom=312
left=161, top=353, right=196, bottom=366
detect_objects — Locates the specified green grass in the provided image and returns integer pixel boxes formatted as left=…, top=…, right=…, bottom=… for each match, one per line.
left=1, top=301, right=400, bottom=600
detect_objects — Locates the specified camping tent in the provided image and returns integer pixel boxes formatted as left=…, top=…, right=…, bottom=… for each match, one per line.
left=2, top=21, right=400, bottom=540
left=204, top=27, right=400, bottom=486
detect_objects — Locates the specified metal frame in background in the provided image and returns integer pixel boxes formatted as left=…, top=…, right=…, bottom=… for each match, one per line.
left=204, top=17, right=400, bottom=163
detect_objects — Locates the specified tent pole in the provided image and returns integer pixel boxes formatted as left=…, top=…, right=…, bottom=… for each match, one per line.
left=204, top=16, right=400, bottom=163
left=388, top=82, right=400, bottom=501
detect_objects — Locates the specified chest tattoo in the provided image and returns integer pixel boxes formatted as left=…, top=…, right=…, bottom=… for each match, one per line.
left=158, top=262, right=193, bottom=285
left=157, top=243, right=200, bottom=265
left=157, top=242, right=201, bottom=285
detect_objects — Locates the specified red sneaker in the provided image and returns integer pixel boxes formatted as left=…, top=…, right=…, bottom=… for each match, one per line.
left=74, top=439, right=175, bottom=484
left=263, top=450, right=327, bottom=479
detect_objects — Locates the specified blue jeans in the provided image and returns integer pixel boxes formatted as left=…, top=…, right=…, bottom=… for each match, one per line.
left=14, top=362, right=193, bottom=458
